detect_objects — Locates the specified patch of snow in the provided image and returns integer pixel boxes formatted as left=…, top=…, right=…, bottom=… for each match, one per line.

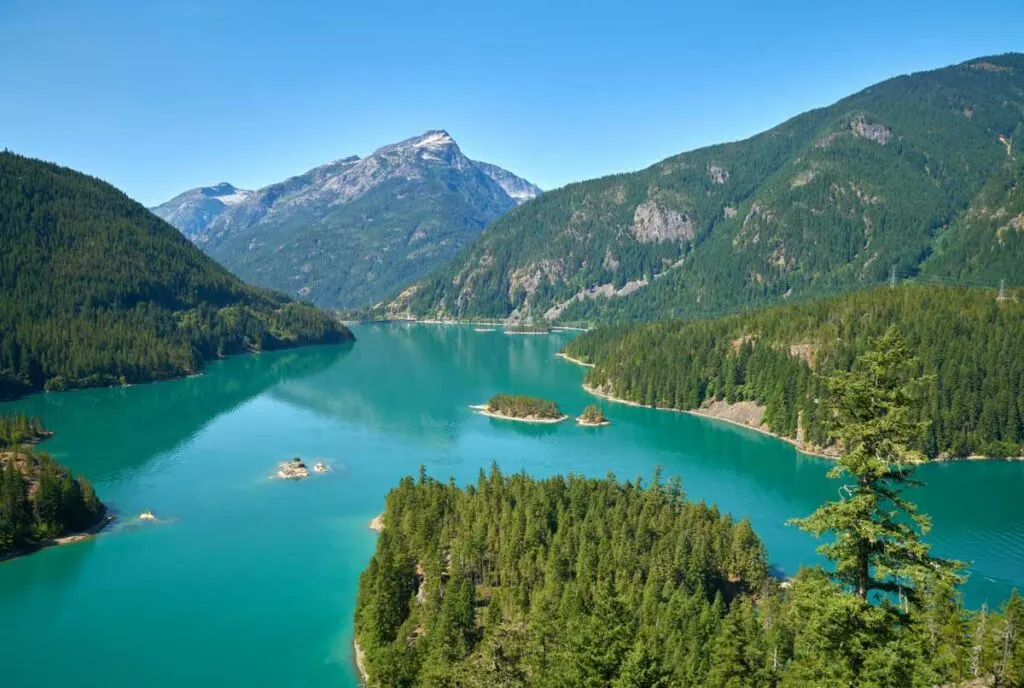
left=414, top=131, right=455, bottom=148
left=215, top=189, right=253, bottom=206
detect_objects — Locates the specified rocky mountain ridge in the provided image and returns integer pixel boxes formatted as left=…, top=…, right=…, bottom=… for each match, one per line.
left=151, top=130, right=540, bottom=308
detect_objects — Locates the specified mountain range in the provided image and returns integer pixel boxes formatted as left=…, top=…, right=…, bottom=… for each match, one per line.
left=383, top=53, right=1024, bottom=323
left=151, top=131, right=540, bottom=309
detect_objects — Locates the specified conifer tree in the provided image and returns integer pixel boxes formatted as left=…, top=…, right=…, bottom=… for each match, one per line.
left=791, top=327, right=964, bottom=604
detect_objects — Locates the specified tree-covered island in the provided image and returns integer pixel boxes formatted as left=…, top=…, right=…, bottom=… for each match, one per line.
left=472, top=394, right=566, bottom=423
left=0, top=413, right=107, bottom=559
left=576, top=403, right=610, bottom=426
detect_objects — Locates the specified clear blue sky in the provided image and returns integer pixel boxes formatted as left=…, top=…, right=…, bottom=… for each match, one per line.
left=3, top=0, right=1022, bottom=206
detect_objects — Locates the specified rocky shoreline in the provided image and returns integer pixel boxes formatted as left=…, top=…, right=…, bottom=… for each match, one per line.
left=0, top=513, right=116, bottom=564
left=469, top=404, right=568, bottom=424
left=555, top=352, right=594, bottom=367
left=577, top=379, right=1024, bottom=463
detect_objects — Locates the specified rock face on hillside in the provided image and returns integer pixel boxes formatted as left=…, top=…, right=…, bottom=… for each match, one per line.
left=386, top=53, right=1024, bottom=323
left=152, top=131, right=541, bottom=309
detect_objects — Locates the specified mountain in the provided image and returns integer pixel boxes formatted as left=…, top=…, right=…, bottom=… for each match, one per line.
left=386, top=53, right=1024, bottom=323
left=563, top=284, right=1024, bottom=459
left=0, top=152, right=353, bottom=400
left=149, top=182, right=254, bottom=239
left=151, top=131, right=541, bottom=309
left=472, top=160, right=542, bottom=204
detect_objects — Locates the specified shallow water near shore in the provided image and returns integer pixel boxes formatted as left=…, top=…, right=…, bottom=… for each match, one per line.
left=1, top=323, right=1022, bottom=687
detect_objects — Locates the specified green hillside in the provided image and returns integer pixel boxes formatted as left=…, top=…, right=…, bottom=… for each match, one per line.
left=387, top=53, right=1024, bottom=323
left=564, top=285, right=1024, bottom=458
left=0, top=152, right=353, bottom=399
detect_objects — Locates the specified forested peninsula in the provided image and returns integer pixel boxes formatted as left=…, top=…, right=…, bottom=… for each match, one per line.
left=356, top=335, right=1024, bottom=686
left=0, top=152, right=354, bottom=400
left=563, top=285, right=1024, bottom=459
left=0, top=413, right=107, bottom=558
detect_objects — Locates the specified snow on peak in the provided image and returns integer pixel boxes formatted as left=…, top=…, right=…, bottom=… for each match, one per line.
left=213, top=188, right=253, bottom=206
left=413, top=130, right=455, bottom=148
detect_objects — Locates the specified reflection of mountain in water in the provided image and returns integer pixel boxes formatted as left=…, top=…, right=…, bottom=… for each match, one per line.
left=3, top=344, right=352, bottom=478
left=270, top=324, right=575, bottom=448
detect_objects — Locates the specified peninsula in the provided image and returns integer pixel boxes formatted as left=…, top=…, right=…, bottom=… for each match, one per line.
left=471, top=393, right=567, bottom=423
left=0, top=413, right=108, bottom=561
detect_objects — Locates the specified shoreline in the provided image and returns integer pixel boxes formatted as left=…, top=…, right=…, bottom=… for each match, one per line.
left=580, top=382, right=835, bottom=459
left=555, top=352, right=594, bottom=367
left=359, top=317, right=591, bottom=332
left=4, top=338, right=354, bottom=403
left=577, top=418, right=611, bottom=427
left=0, top=513, right=116, bottom=564
left=469, top=404, right=568, bottom=424
left=353, top=639, right=369, bottom=686
left=576, top=382, right=1023, bottom=464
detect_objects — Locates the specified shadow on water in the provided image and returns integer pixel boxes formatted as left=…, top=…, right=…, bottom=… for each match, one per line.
left=0, top=343, right=353, bottom=478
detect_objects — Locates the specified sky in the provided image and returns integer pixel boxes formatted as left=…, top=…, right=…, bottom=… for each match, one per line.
left=2, top=0, right=1022, bottom=207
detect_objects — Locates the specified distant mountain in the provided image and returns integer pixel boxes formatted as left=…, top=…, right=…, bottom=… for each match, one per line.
left=472, top=160, right=541, bottom=204
left=0, top=152, right=353, bottom=400
left=385, top=53, right=1024, bottom=323
left=151, top=131, right=541, bottom=309
left=150, top=182, right=253, bottom=239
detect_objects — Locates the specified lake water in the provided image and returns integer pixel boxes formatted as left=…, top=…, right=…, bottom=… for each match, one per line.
left=1, top=323, right=1022, bottom=687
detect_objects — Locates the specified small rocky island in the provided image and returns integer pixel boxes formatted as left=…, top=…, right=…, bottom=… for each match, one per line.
left=273, top=458, right=332, bottom=479
left=276, top=457, right=310, bottom=479
left=577, top=403, right=610, bottom=427
left=471, top=393, right=568, bottom=423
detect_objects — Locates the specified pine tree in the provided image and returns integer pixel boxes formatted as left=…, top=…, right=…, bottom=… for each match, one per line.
left=790, top=327, right=964, bottom=604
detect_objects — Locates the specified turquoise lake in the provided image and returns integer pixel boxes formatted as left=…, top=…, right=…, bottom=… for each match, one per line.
left=1, top=323, right=1022, bottom=687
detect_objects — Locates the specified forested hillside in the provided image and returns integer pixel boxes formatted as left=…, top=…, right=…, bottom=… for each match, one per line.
left=0, top=413, right=105, bottom=555
left=0, top=152, right=353, bottom=400
left=386, top=53, right=1024, bottom=323
left=564, top=285, right=1024, bottom=458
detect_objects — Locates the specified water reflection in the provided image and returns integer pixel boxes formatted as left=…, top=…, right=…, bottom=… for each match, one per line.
left=0, top=344, right=352, bottom=478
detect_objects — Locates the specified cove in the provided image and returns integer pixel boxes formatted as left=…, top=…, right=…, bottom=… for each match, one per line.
left=0, top=323, right=1022, bottom=687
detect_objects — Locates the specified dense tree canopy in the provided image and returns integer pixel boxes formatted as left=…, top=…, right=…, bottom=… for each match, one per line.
left=356, top=332, right=1024, bottom=686
left=0, top=152, right=354, bottom=400
left=485, top=394, right=563, bottom=420
left=0, top=414, right=105, bottom=555
left=564, top=285, right=1024, bottom=458
left=355, top=467, right=1024, bottom=687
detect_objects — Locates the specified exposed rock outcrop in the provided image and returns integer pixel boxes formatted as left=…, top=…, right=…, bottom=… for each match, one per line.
left=631, top=201, right=695, bottom=243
